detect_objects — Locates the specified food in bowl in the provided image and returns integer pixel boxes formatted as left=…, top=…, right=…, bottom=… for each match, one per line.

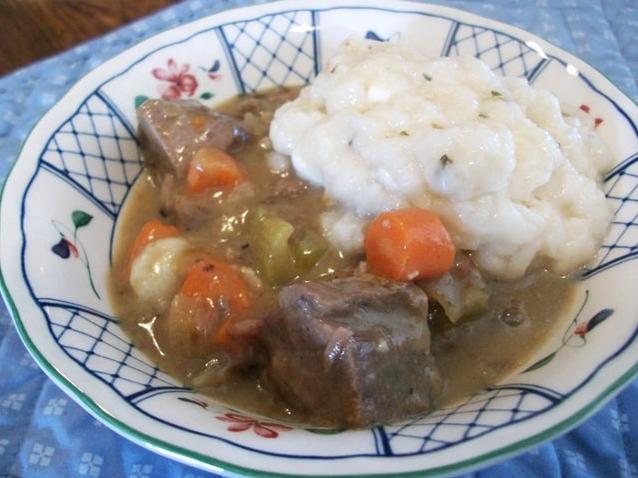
left=110, top=39, right=612, bottom=428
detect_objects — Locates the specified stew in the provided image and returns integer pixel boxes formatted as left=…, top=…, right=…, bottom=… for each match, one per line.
left=110, top=88, right=575, bottom=427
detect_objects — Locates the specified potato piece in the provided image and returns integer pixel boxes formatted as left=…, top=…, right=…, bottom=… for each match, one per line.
left=129, top=237, right=189, bottom=310
left=420, top=255, right=489, bottom=323
left=163, top=294, right=221, bottom=358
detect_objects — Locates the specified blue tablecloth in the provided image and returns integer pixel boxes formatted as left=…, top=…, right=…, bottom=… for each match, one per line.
left=1, top=1, right=637, bottom=476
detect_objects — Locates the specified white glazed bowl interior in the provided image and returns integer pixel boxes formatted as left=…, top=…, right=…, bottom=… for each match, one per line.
left=1, top=1, right=638, bottom=476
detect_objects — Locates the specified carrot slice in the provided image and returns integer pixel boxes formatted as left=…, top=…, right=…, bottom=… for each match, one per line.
left=364, top=208, right=455, bottom=281
left=179, top=258, right=250, bottom=309
left=125, top=219, right=181, bottom=278
left=186, top=147, right=245, bottom=194
left=178, top=257, right=251, bottom=345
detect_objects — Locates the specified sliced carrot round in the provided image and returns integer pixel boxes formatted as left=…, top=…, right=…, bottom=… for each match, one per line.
left=179, top=257, right=250, bottom=310
left=364, top=208, right=455, bottom=281
left=186, top=147, right=245, bottom=194
left=178, top=257, right=251, bottom=346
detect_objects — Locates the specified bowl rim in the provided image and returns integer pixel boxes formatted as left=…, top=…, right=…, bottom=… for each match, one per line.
left=1, top=0, right=637, bottom=476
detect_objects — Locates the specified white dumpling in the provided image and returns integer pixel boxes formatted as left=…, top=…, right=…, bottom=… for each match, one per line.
left=270, top=38, right=613, bottom=279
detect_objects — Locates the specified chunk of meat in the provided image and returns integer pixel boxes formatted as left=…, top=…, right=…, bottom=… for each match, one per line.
left=232, top=87, right=300, bottom=137
left=261, top=275, right=441, bottom=427
left=158, top=173, right=213, bottom=229
left=159, top=174, right=255, bottom=231
left=137, top=99, right=249, bottom=179
left=138, top=99, right=252, bottom=228
left=232, top=87, right=300, bottom=118
left=265, top=175, right=309, bottom=202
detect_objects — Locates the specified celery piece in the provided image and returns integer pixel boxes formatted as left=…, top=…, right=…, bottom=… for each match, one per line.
left=249, top=208, right=296, bottom=285
left=293, top=228, right=329, bottom=271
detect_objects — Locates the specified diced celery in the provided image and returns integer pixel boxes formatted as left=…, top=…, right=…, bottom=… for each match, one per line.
left=248, top=207, right=296, bottom=285
left=293, top=228, right=329, bottom=271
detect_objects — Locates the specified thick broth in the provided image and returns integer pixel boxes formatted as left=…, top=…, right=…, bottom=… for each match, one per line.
left=110, top=90, right=575, bottom=426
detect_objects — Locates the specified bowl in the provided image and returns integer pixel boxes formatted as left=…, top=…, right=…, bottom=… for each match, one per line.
left=1, top=0, right=637, bottom=476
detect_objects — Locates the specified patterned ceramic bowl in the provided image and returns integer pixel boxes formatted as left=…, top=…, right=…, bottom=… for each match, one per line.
left=1, top=0, right=637, bottom=476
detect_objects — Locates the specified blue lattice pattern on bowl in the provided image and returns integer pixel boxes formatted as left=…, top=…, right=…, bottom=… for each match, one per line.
left=39, top=93, right=140, bottom=216
left=43, top=300, right=180, bottom=398
left=4, top=2, right=638, bottom=476
left=385, top=386, right=558, bottom=455
left=587, top=154, right=638, bottom=276
left=446, top=24, right=548, bottom=80
left=220, top=10, right=318, bottom=92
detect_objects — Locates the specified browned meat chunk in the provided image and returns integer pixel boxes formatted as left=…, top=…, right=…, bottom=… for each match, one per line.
left=137, top=99, right=250, bottom=227
left=265, top=176, right=309, bottom=202
left=234, top=87, right=300, bottom=137
left=232, top=87, right=300, bottom=117
left=137, top=99, right=248, bottom=179
left=261, top=275, right=441, bottom=427
left=157, top=173, right=215, bottom=230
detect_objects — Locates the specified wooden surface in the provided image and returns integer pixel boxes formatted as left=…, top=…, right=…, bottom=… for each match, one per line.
left=0, top=0, right=181, bottom=75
